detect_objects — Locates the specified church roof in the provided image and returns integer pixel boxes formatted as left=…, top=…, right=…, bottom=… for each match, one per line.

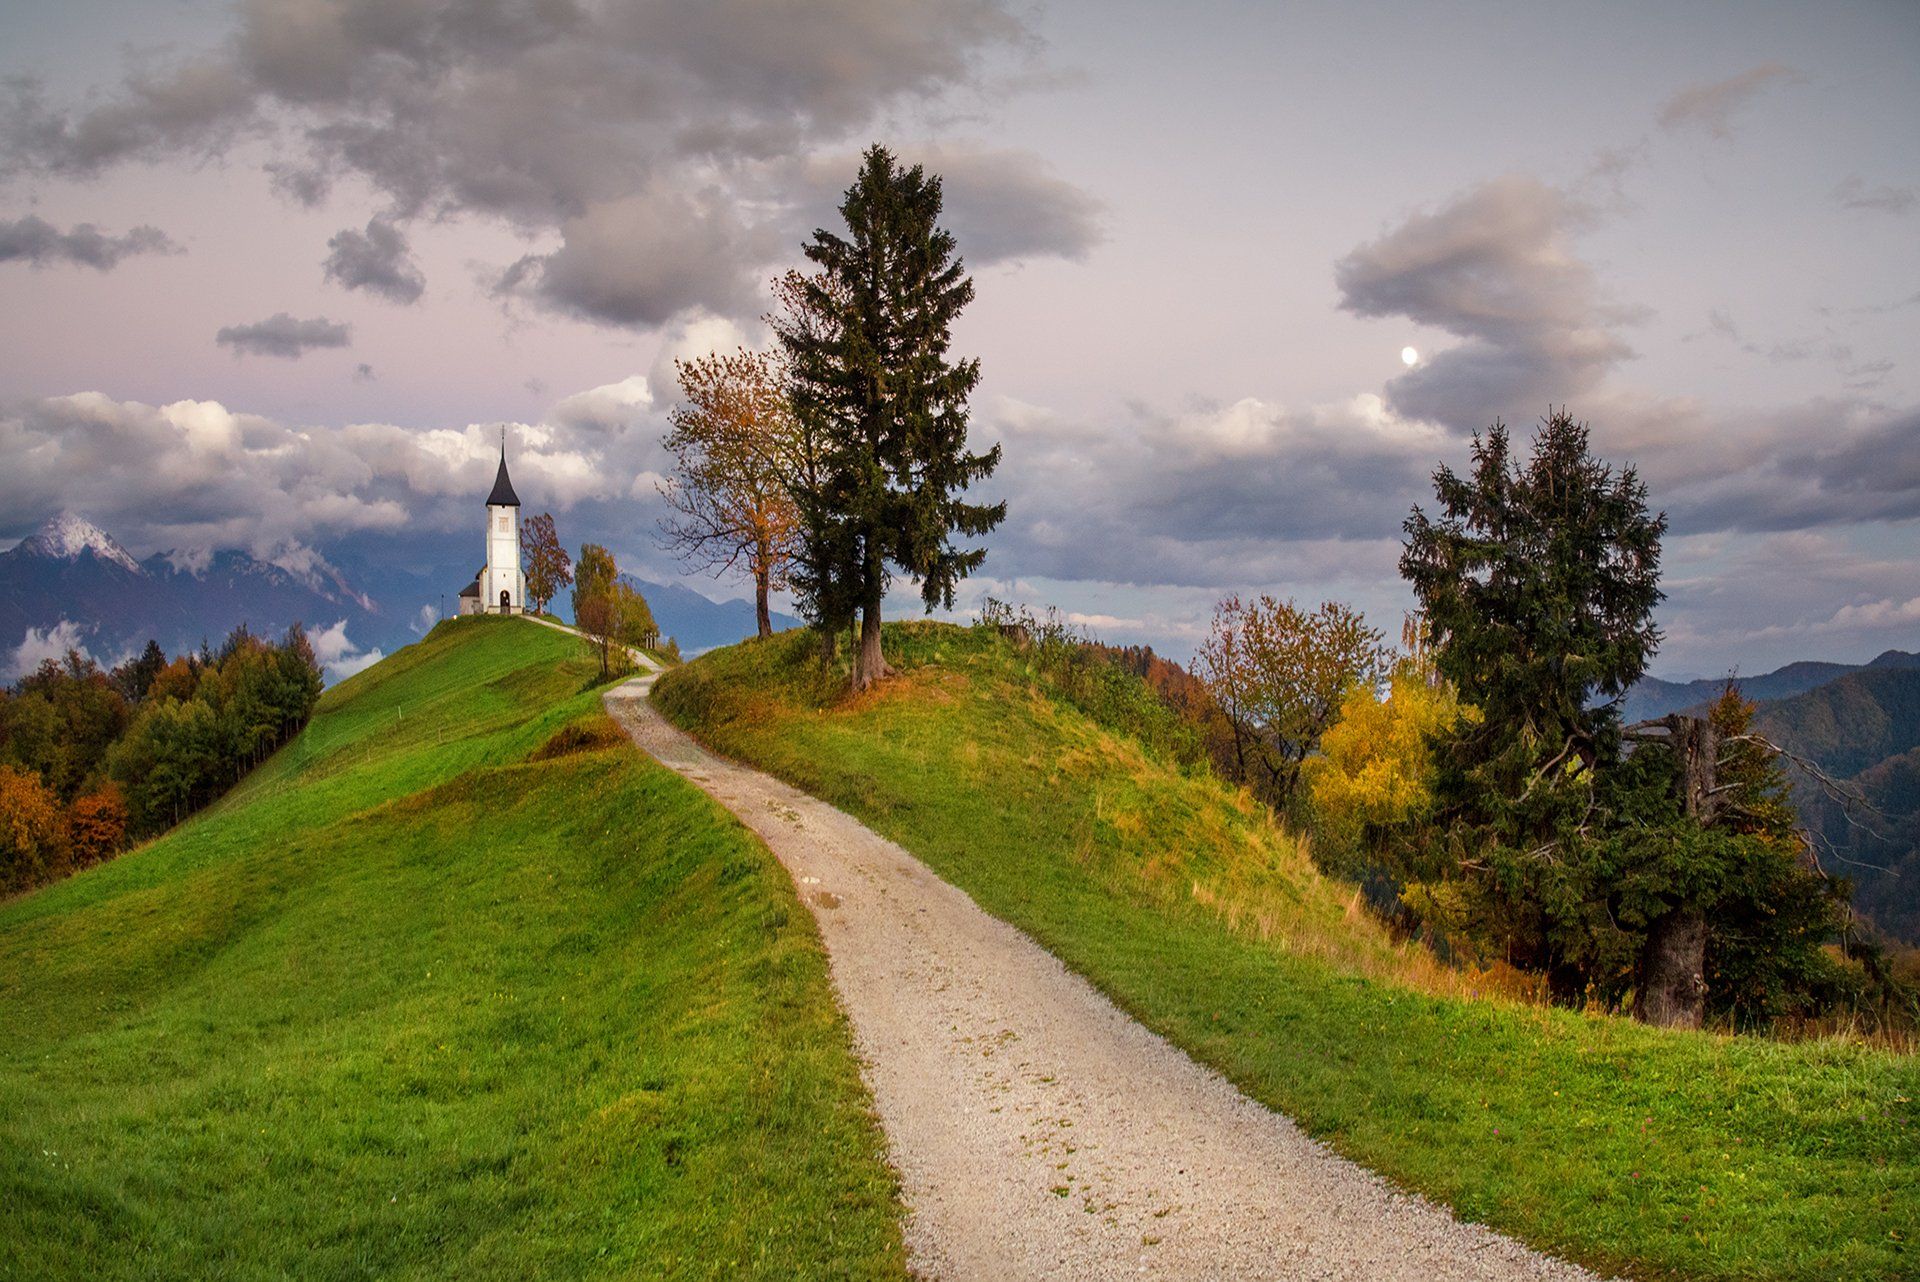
left=486, top=446, right=521, bottom=507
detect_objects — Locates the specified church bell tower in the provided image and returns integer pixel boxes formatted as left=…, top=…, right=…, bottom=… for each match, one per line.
left=483, top=433, right=524, bottom=613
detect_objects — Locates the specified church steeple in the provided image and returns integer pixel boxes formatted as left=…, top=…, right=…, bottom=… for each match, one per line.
left=486, top=434, right=521, bottom=507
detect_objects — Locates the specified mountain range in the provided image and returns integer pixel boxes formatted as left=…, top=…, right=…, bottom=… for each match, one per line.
left=1746, top=666, right=1920, bottom=946
left=625, top=577, right=802, bottom=654
left=0, top=513, right=791, bottom=677
left=0, top=513, right=382, bottom=673
left=1623, top=649, right=1920, bottom=722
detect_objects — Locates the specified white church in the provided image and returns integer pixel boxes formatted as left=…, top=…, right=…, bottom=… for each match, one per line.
left=457, top=441, right=526, bottom=615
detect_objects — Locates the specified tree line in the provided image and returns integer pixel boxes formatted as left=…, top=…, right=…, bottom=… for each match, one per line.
left=0, top=626, right=323, bottom=895
left=1171, top=412, right=1903, bottom=1032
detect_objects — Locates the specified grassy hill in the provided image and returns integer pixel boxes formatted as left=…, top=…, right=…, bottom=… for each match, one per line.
left=0, top=615, right=903, bottom=1279
left=656, top=622, right=1919, bottom=1282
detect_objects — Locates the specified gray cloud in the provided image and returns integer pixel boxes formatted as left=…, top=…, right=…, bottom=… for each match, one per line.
left=1674, top=408, right=1920, bottom=534
left=495, top=187, right=779, bottom=328
left=1657, top=64, right=1797, bottom=140
left=2, top=0, right=1081, bottom=329
left=1335, top=175, right=1637, bottom=431
left=0, top=214, right=178, bottom=269
left=1833, top=176, right=1916, bottom=216
left=1, top=58, right=255, bottom=178
left=794, top=145, right=1105, bottom=265
left=980, top=394, right=1447, bottom=589
left=323, top=217, right=425, bottom=303
left=215, top=312, right=352, bottom=359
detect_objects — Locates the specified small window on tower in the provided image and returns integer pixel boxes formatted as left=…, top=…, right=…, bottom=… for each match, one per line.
left=497, top=513, right=508, bottom=532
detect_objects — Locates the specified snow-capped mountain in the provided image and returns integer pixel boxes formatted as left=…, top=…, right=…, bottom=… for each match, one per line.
left=0, top=513, right=383, bottom=671
left=14, top=512, right=145, bottom=576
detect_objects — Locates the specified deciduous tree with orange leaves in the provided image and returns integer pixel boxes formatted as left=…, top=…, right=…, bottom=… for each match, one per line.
left=659, top=347, right=801, bottom=639
left=0, top=764, right=69, bottom=893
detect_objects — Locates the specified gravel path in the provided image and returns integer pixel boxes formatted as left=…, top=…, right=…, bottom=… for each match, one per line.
left=604, top=671, right=1601, bottom=1281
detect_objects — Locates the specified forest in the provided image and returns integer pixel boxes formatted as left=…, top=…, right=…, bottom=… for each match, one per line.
left=0, top=626, right=323, bottom=895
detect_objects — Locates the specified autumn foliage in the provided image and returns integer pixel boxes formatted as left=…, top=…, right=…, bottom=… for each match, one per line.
left=520, top=512, right=574, bottom=615
left=0, top=626, right=322, bottom=897
left=67, top=784, right=129, bottom=869
left=0, top=764, right=69, bottom=894
left=659, top=348, right=801, bottom=639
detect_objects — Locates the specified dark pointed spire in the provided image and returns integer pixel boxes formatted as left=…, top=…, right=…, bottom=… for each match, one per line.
left=486, top=432, right=521, bottom=507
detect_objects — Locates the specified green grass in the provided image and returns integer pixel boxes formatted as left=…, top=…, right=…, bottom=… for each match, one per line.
left=655, top=622, right=1920, bottom=1282
left=0, top=615, right=904, bottom=1280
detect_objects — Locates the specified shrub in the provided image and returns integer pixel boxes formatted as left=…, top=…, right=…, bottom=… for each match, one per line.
left=67, top=784, right=129, bottom=869
left=0, top=765, right=70, bottom=894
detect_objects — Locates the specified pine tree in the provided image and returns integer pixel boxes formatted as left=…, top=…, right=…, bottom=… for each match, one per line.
left=1401, top=410, right=1667, bottom=995
left=775, top=146, right=1004, bottom=691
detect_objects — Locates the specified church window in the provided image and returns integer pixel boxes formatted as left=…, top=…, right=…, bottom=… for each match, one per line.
left=497, top=513, right=509, bottom=532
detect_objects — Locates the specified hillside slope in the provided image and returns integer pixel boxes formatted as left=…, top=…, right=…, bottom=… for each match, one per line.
left=656, top=623, right=1918, bottom=1282
left=0, top=616, right=903, bottom=1278
left=1754, top=667, right=1920, bottom=946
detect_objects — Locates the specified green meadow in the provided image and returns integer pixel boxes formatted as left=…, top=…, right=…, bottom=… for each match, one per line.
left=656, top=623, right=1919, bottom=1282
left=0, top=616, right=904, bottom=1280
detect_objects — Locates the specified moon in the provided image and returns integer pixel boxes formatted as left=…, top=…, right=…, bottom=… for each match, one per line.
left=1401, top=346, right=1419, bottom=367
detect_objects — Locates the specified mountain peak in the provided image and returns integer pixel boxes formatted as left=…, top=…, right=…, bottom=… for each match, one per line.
left=16, top=512, right=145, bottom=575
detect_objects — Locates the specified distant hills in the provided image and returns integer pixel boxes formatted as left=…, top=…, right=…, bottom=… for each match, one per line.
left=1622, top=649, right=1920, bottom=722
left=0, top=513, right=381, bottom=671
left=628, top=577, right=803, bottom=653
left=1744, top=666, right=1920, bottom=945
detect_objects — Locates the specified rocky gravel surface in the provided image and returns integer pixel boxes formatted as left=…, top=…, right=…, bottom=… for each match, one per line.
left=605, top=673, right=1601, bottom=1281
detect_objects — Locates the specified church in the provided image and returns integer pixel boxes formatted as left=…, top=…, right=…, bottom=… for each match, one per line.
left=457, top=441, right=526, bottom=615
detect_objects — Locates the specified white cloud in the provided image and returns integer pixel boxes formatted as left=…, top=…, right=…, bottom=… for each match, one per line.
left=309, top=619, right=382, bottom=682
left=1814, top=596, right=1920, bottom=633
left=1658, top=64, right=1798, bottom=140
left=0, top=380, right=676, bottom=558
left=646, top=313, right=755, bottom=397
left=551, top=375, right=656, bottom=435
left=9, top=620, right=92, bottom=679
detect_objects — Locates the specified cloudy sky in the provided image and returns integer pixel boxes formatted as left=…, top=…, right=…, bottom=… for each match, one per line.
left=2, top=0, right=1916, bottom=676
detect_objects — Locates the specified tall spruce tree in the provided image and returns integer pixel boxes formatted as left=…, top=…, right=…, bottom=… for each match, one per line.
left=775, top=146, right=1004, bottom=691
left=1401, top=410, right=1667, bottom=996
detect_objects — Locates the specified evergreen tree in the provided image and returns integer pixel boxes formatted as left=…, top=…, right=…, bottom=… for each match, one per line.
left=1401, top=410, right=1666, bottom=995
left=776, top=146, right=1004, bottom=691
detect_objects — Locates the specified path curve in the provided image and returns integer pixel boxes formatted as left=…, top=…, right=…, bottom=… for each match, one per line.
left=605, top=671, right=1600, bottom=1281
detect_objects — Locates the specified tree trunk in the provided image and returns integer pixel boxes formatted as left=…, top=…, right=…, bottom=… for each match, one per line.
left=754, top=567, right=772, bottom=639
left=851, top=597, right=889, bottom=693
left=1629, top=713, right=1717, bottom=1029
left=818, top=626, right=838, bottom=665
left=1633, top=908, right=1707, bottom=1028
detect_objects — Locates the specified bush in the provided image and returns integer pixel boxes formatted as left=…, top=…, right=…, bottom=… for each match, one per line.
left=0, top=765, right=70, bottom=894
left=67, top=784, right=128, bottom=869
